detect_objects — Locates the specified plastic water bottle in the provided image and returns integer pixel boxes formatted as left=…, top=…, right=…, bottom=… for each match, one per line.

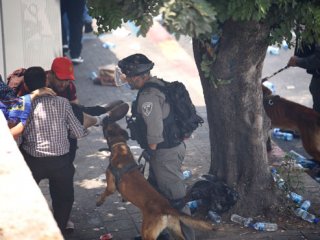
left=186, top=199, right=202, bottom=210
left=281, top=40, right=289, bottom=50
left=272, top=128, right=293, bottom=141
left=267, top=46, right=280, bottom=55
left=251, top=222, right=278, bottom=231
left=287, top=150, right=317, bottom=169
left=182, top=170, right=192, bottom=180
left=89, top=71, right=98, bottom=80
left=270, top=168, right=288, bottom=191
left=287, top=192, right=303, bottom=204
left=102, top=42, right=116, bottom=49
left=208, top=210, right=221, bottom=224
left=294, top=208, right=319, bottom=223
left=270, top=168, right=280, bottom=182
left=300, top=200, right=311, bottom=211
left=263, top=81, right=275, bottom=94
left=230, top=214, right=253, bottom=227
left=276, top=178, right=288, bottom=191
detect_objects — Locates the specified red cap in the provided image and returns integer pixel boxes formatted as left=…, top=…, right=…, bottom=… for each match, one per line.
left=51, top=57, right=75, bottom=81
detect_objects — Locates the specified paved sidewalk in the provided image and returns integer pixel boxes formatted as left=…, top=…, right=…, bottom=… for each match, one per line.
left=40, top=23, right=320, bottom=240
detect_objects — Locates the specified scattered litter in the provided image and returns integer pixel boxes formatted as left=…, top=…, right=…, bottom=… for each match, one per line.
left=286, top=85, right=295, bottom=90
left=182, top=170, right=192, bottom=180
left=251, top=222, right=278, bottom=231
left=97, top=174, right=106, bottom=181
left=186, top=174, right=239, bottom=214
left=102, top=42, right=116, bottom=49
left=89, top=71, right=98, bottom=81
left=273, top=128, right=293, bottom=141
left=100, top=233, right=113, bottom=240
left=231, top=214, right=253, bottom=227
left=231, top=214, right=277, bottom=231
left=267, top=46, right=280, bottom=55
left=263, top=81, right=275, bottom=94
left=281, top=40, right=289, bottom=50
left=294, top=208, right=319, bottom=223
left=287, top=150, right=318, bottom=169
left=208, top=210, right=221, bottom=224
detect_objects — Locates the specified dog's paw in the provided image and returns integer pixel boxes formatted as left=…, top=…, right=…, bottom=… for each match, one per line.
left=96, top=198, right=104, bottom=207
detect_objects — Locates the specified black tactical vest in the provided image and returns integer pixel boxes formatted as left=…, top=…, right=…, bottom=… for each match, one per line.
left=129, top=86, right=181, bottom=149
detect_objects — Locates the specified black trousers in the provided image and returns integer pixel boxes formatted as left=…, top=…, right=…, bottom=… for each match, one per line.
left=61, top=0, right=85, bottom=58
left=309, top=75, right=320, bottom=113
left=21, top=150, right=75, bottom=232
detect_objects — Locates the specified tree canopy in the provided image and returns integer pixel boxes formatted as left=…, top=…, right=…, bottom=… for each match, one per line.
left=89, top=0, right=320, bottom=47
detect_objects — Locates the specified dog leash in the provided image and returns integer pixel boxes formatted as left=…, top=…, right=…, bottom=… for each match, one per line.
left=137, top=151, right=148, bottom=175
left=261, top=65, right=289, bottom=82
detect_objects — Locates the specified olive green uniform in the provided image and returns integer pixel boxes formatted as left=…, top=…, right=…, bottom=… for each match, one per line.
left=137, top=77, right=195, bottom=240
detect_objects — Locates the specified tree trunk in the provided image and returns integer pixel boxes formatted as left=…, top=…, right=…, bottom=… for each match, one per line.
left=193, top=20, right=276, bottom=216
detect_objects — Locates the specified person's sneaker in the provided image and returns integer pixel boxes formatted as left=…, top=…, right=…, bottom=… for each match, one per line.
left=63, top=44, right=69, bottom=56
left=95, top=112, right=110, bottom=126
left=103, top=100, right=124, bottom=112
left=101, top=102, right=129, bottom=126
left=64, top=220, right=74, bottom=234
left=107, top=102, right=129, bottom=123
left=84, top=22, right=93, bottom=33
left=71, top=56, right=84, bottom=64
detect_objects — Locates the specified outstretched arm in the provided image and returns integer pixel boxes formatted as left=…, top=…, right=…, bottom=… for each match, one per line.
left=287, top=45, right=320, bottom=70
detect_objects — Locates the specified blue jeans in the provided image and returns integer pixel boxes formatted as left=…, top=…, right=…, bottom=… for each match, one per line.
left=61, top=0, right=85, bottom=58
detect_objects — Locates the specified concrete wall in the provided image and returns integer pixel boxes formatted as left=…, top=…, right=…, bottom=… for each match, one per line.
left=0, top=0, right=62, bottom=78
left=0, top=112, right=63, bottom=240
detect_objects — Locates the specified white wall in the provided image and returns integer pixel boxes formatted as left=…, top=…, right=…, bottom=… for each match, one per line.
left=0, top=113, right=64, bottom=240
left=0, top=0, right=62, bottom=78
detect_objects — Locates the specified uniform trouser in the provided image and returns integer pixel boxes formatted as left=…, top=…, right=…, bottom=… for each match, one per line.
left=149, top=143, right=195, bottom=240
left=21, top=150, right=75, bottom=232
left=309, top=75, right=320, bottom=113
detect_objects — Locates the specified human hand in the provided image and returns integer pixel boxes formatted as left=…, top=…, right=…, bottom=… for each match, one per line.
left=287, top=56, right=297, bottom=67
left=30, top=87, right=56, bottom=100
left=142, top=148, right=156, bottom=162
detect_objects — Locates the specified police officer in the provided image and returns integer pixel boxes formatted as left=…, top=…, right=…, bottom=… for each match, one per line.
left=118, top=54, right=195, bottom=240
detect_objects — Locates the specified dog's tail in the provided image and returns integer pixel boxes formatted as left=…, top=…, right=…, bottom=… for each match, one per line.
left=178, top=214, right=215, bottom=231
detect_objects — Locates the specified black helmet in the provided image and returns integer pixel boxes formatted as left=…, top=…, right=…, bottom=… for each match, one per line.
left=118, top=54, right=154, bottom=77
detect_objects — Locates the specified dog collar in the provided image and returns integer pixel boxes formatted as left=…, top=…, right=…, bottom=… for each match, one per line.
left=111, top=142, right=127, bottom=149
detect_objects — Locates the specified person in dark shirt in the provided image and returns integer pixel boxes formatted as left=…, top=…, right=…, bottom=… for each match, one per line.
left=287, top=44, right=320, bottom=113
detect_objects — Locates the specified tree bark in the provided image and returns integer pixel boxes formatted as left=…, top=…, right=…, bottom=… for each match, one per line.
left=193, top=20, right=276, bottom=215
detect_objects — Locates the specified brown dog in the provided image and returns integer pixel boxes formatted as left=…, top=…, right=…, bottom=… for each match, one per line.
left=96, top=122, right=214, bottom=240
left=263, top=85, right=320, bottom=162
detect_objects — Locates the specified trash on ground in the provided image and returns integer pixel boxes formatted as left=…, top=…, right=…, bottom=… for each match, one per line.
left=251, top=222, right=278, bottom=231
left=287, top=150, right=318, bottom=169
left=263, top=81, right=276, bottom=94
left=267, top=46, right=280, bottom=55
left=230, top=214, right=253, bottom=227
left=272, top=128, right=293, bottom=141
left=183, top=170, right=192, bottom=180
left=186, top=174, right=238, bottom=214
left=100, top=233, right=113, bottom=240
left=286, top=85, right=295, bottom=90
left=102, top=42, right=116, bottom=49
left=207, top=210, right=221, bottom=224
